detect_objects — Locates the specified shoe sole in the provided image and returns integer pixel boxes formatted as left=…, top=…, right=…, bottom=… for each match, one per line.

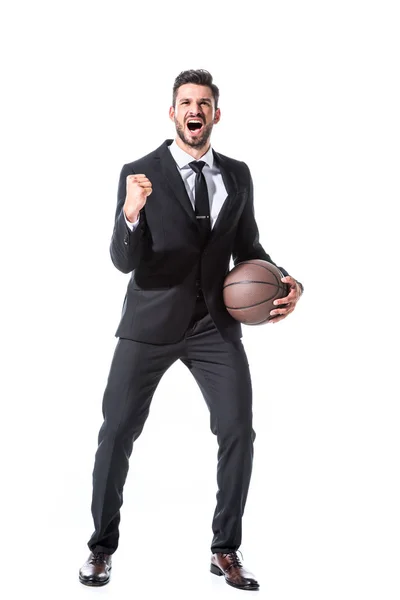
left=210, top=563, right=259, bottom=591
left=79, top=577, right=110, bottom=587
left=79, top=568, right=111, bottom=587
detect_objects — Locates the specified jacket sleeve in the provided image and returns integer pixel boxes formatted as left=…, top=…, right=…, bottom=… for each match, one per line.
left=232, top=165, right=290, bottom=277
left=109, top=164, right=146, bottom=274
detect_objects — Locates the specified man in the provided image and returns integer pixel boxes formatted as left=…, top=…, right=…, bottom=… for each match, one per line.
left=79, top=69, right=303, bottom=591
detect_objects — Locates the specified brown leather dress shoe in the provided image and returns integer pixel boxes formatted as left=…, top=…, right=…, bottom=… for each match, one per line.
left=79, top=552, right=112, bottom=586
left=211, top=551, right=259, bottom=591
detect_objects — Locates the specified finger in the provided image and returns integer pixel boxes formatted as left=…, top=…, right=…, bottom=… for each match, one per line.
left=282, top=277, right=298, bottom=293
left=281, top=276, right=296, bottom=285
left=269, top=306, right=295, bottom=322
left=130, top=180, right=151, bottom=187
left=127, top=174, right=150, bottom=183
left=273, top=290, right=297, bottom=305
left=128, top=180, right=152, bottom=189
left=269, top=306, right=292, bottom=318
left=273, top=297, right=294, bottom=306
left=268, top=314, right=287, bottom=324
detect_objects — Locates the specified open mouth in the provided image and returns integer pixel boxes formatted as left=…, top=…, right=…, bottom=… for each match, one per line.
left=186, top=119, right=203, bottom=133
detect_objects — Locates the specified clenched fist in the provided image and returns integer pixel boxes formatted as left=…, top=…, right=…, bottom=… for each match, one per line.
left=124, top=174, right=152, bottom=223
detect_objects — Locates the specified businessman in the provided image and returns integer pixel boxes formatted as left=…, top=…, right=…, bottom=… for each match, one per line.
left=79, top=69, right=303, bottom=591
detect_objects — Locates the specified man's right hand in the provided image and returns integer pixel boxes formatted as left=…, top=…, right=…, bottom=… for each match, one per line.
left=124, top=174, right=152, bottom=223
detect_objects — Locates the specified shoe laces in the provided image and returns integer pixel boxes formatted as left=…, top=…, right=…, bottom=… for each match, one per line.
left=224, top=550, right=243, bottom=570
left=91, top=552, right=107, bottom=565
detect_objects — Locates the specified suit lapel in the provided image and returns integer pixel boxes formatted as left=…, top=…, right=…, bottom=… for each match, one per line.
left=156, top=140, right=243, bottom=241
left=208, top=150, right=240, bottom=240
left=158, top=140, right=198, bottom=226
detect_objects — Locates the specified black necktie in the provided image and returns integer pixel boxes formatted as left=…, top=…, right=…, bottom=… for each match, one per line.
left=189, top=160, right=211, bottom=240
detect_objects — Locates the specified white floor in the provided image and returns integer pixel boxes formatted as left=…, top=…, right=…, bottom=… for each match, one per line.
left=8, top=493, right=400, bottom=600
left=5, top=323, right=400, bottom=600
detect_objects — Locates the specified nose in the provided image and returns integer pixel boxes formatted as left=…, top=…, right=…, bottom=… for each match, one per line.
left=188, top=109, right=203, bottom=117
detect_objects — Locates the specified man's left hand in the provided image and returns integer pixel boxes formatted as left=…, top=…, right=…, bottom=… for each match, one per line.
left=268, top=276, right=303, bottom=324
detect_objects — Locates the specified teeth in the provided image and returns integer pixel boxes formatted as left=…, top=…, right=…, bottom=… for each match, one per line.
left=188, top=120, right=202, bottom=124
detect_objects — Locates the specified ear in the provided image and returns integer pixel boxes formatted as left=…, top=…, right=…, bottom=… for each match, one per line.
left=169, top=106, right=175, bottom=122
left=214, top=108, right=221, bottom=124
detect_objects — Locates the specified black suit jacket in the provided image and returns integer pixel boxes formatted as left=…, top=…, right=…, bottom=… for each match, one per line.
left=111, top=139, right=289, bottom=344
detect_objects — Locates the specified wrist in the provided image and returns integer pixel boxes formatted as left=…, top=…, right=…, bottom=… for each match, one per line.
left=124, top=209, right=139, bottom=223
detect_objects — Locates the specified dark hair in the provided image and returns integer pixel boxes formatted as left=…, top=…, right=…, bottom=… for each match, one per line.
left=172, top=69, right=220, bottom=109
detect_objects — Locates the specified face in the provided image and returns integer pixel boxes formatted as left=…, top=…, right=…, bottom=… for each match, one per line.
left=169, top=84, right=221, bottom=150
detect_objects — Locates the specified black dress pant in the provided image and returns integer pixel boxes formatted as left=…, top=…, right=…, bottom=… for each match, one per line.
left=88, top=300, right=255, bottom=555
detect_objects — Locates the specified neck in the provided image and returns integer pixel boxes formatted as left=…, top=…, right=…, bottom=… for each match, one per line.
left=175, top=136, right=211, bottom=160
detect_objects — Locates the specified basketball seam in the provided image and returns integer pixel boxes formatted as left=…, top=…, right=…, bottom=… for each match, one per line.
left=225, top=293, right=285, bottom=310
left=234, top=261, right=282, bottom=287
left=246, top=315, right=271, bottom=326
left=223, top=280, right=279, bottom=288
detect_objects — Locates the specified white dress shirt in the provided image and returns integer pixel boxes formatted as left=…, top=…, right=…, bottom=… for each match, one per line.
left=124, top=140, right=228, bottom=230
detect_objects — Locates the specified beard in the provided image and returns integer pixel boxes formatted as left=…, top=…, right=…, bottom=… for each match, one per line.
left=174, top=118, right=214, bottom=149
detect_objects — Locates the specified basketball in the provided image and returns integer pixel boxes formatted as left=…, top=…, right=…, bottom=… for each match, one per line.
left=222, top=260, right=289, bottom=325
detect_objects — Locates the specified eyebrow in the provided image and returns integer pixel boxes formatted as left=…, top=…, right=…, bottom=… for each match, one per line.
left=179, top=97, right=212, bottom=103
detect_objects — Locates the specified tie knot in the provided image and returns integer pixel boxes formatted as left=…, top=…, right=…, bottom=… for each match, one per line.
left=189, top=160, right=206, bottom=174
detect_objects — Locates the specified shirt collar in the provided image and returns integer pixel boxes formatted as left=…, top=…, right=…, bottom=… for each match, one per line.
left=169, top=139, right=214, bottom=170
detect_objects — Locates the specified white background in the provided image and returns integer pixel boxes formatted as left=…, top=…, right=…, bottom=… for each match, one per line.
left=1, top=1, right=399, bottom=599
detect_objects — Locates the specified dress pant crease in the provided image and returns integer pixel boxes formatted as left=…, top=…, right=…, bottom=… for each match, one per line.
left=88, top=311, right=254, bottom=555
